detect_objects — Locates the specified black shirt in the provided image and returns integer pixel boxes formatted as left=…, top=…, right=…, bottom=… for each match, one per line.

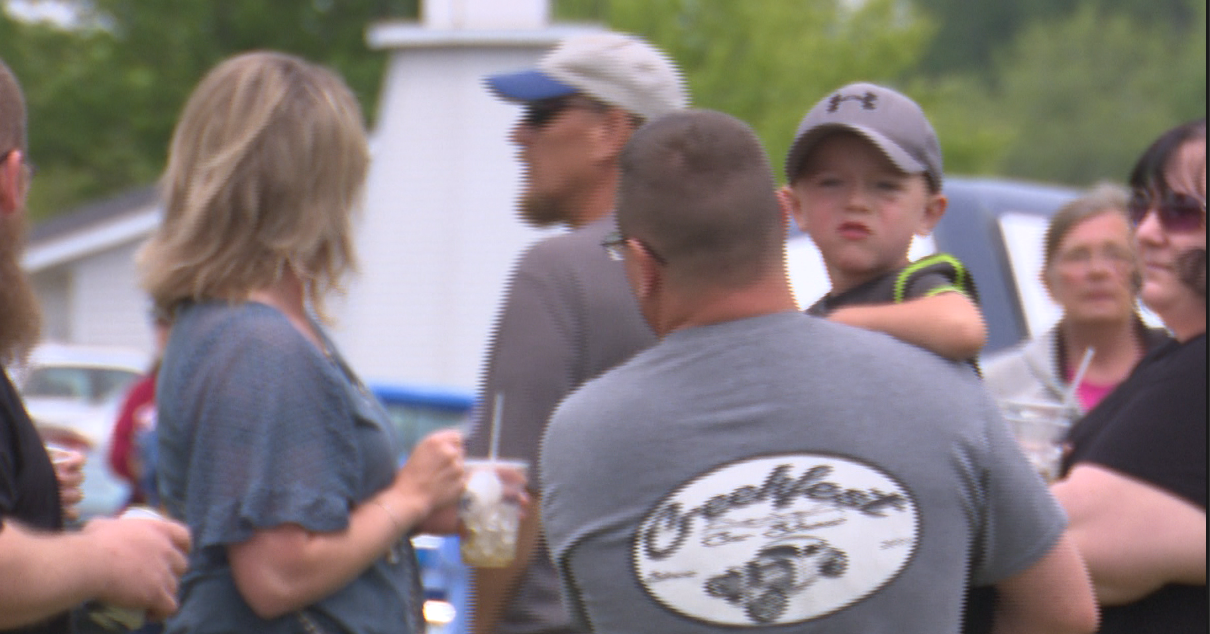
left=1, top=369, right=69, bottom=634
left=1063, top=333, right=1207, bottom=634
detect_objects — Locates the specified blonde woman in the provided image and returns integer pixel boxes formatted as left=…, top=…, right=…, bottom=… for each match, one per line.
left=140, top=52, right=467, bottom=633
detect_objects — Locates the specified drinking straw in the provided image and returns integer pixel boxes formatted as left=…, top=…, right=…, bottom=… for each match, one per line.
left=488, top=392, right=503, bottom=461
left=1065, top=347, right=1095, bottom=409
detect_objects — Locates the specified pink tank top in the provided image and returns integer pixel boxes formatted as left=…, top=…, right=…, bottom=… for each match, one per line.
left=1074, top=379, right=1116, bottom=412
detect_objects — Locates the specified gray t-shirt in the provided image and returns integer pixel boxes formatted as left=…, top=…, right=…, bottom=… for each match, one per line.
left=542, top=312, right=1065, bottom=633
left=157, top=301, right=423, bottom=634
left=467, top=214, right=655, bottom=632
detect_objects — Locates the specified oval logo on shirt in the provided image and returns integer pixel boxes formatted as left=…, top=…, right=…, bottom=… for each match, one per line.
left=632, top=454, right=919, bottom=626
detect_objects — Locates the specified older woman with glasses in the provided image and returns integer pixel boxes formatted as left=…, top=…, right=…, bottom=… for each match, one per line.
left=984, top=183, right=1170, bottom=415
left=1051, top=119, right=1206, bottom=633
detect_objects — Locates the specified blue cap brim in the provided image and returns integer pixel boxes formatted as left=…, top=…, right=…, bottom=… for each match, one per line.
left=485, top=69, right=578, bottom=103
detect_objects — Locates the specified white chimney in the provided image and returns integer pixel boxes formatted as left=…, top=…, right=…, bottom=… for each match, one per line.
left=336, top=0, right=603, bottom=389
left=423, top=0, right=549, bottom=30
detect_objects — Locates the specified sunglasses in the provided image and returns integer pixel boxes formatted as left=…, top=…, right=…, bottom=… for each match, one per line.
left=521, top=97, right=604, bottom=129
left=1127, top=190, right=1205, bottom=232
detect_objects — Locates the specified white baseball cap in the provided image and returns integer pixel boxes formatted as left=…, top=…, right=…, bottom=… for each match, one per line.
left=486, top=32, right=688, bottom=120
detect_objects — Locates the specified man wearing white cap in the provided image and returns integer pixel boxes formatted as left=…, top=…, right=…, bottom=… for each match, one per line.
left=465, top=32, right=688, bottom=634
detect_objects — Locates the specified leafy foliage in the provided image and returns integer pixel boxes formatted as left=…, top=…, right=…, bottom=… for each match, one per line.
left=2, top=0, right=1205, bottom=220
left=561, top=0, right=1205, bottom=185
left=562, top=0, right=934, bottom=182
left=993, top=2, right=1206, bottom=184
left=1, top=0, right=419, bottom=220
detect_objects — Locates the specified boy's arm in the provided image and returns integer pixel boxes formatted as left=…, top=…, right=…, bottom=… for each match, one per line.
left=828, top=291, right=987, bottom=360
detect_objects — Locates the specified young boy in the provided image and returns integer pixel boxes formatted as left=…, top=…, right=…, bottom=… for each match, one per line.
left=778, top=82, right=986, bottom=362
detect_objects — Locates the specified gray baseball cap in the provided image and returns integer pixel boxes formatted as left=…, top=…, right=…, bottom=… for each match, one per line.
left=486, top=32, right=688, bottom=120
left=784, top=82, right=942, bottom=190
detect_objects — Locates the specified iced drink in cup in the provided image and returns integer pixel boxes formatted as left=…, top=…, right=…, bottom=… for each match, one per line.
left=999, top=400, right=1076, bottom=482
left=460, top=459, right=528, bottom=567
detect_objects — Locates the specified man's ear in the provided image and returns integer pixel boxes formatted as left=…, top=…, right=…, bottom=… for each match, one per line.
left=627, top=238, right=663, bottom=301
left=0, top=149, right=23, bottom=216
left=777, top=185, right=809, bottom=234
left=592, top=107, right=638, bottom=163
left=916, top=191, right=947, bottom=236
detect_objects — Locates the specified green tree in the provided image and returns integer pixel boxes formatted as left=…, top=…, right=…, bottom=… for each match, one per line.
left=561, top=0, right=936, bottom=183
left=1, top=0, right=419, bottom=220
left=914, top=0, right=1199, bottom=77
left=989, top=2, right=1206, bottom=185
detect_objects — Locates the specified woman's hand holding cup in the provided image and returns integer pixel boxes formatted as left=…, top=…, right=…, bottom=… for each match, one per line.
left=392, top=429, right=467, bottom=518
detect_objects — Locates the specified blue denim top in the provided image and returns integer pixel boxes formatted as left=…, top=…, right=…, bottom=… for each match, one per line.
left=157, top=301, right=421, bottom=634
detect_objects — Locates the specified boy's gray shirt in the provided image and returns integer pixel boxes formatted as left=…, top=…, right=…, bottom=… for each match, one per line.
left=542, top=312, right=1066, bottom=633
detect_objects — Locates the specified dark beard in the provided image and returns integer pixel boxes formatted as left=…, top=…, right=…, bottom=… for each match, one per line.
left=0, top=211, right=42, bottom=366
left=1176, top=247, right=1207, bottom=298
left=517, top=189, right=569, bottom=228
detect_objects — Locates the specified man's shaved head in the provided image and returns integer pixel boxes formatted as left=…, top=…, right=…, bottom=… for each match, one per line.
left=617, top=109, right=785, bottom=289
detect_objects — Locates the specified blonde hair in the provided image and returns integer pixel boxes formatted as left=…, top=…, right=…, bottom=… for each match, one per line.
left=139, top=51, right=369, bottom=318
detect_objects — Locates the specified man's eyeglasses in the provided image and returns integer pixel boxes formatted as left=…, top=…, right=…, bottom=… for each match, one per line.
left=601, top=230, right=667, bottom=265
left=0, top=148, right=36, bottom=181
left=1128, top=190, right=1205, bottom=233
left=521, top=97, right=605, bottom=129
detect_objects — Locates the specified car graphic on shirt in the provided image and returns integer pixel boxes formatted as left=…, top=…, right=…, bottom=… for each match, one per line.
left=704, top=535, right=848, bottom=624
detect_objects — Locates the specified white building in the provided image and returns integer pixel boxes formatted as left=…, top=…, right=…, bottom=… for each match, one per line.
left=22, top=0, right=599, bottom=392
left=23, top=187, right=160, bottom=350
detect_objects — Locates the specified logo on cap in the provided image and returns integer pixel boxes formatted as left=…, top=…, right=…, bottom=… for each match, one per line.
left=827, top=92, right=878, bottom=113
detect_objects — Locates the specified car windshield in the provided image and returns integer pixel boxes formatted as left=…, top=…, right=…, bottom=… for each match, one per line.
left=21, top=366, right=141, bottom=404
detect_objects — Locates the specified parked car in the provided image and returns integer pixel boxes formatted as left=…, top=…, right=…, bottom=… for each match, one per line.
left=370, top=382, right=475, bottom=634
left=787, top=176, right=1108, bottom=354
left=13, top=342, right=149, bottom=519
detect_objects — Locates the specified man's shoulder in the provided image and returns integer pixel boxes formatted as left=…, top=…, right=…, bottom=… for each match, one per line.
left=811, top=313, right=965, bottom=363
left=518, top=217, right=614, bottom=263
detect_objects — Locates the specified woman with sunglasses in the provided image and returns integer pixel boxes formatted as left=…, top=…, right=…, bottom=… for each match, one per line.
left=983, top=183, right=1169, bottom=416
left=1051, top=119, right=1206, bottom=633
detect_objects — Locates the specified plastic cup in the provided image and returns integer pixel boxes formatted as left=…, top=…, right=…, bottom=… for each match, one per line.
left=459, top=459, right=528, bottom=568
left=45, top=443, right=84, bottom=469
left=999, top=400, right=1075, bottom=483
